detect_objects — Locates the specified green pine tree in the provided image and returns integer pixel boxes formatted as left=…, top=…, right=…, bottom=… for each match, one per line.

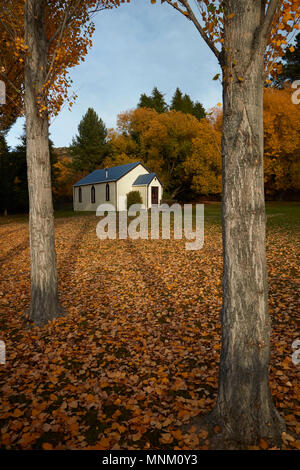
left=170, top=87, right=185, bottom=112
left=151, top=87, right=168, bottom=113
left=70, top=108, right=108, bottom=173
left=138, top=93, right=153, bottom=109
left=0, top=129, right=58, bottom=214
left=138, top=87, right=206, bottom=120
left=9, top=134, right=30, bottom=214
left=192, top=101, right=206, bottom=120
left=171, top=88, right=205, bottom=120
left=137, top=87, right=168, bottom=113
left=0, top=133, right=12, bottom=215
left=181, top=93, right=195, bottom=115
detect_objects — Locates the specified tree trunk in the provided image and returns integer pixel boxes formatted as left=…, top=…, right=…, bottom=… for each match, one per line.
left=209, top=0, right=285, bottom=446
left=24, top=0, right=62, bottom=325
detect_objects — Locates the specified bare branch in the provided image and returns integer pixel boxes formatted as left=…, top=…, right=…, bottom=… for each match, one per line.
left=162, top=0, right=188, bottom=16
left=260, top=0, right=280, bottom=45
left=48, top=0, right=112, bottom=45
left=182, top=0, right=222, bottom=62
left=242, top=0, right=280, bottom=79
left=3, top=92, right=23, bottom=113
left=163, top=0, right=221, bottom=63
left=0, top=17, right=16, bottom=42
left=0, top=71, right=22, bottom=96
left=45, top=4, right=71, bottom=86
left=48, top=0, right=82, bottom=45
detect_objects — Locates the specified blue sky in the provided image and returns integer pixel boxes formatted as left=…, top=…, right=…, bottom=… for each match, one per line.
left=6, top=1, right=221, bottom=149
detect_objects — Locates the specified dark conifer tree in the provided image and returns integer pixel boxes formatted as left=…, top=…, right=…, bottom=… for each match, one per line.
left=137, top=87, right=168, bottom=113
left=71, top=107, right=108, bottom=173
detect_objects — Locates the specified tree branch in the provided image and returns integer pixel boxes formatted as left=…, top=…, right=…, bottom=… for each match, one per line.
left=48, top=0, right=81, bottom=45
left=46, top=0, right=109, bottom=86
left=0, top=71, right=22, bottom=96
left=45, top=5, right=71, bottom=86
left=0, top=17, right=16, bottom=42
left=163, top=0, right=222, bottom=63
left=260, top=0, right=280, bottom=45
left=3, top=92, right=24, bottom=113
left=48, top=0, right=111, bottom=45
left=242, top=0, right=280, bottom=78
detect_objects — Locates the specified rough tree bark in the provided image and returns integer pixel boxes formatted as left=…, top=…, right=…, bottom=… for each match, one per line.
left=24, top=0, right=63, bottom=325
left=169, top=0, right=287, bottom=447
left=208, top=0, right=286, bottom=446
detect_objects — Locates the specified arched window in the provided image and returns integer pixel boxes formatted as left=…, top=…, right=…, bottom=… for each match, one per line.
left=106, top=183, right=110, bottom=201
left=91, top=186, right=95, bottom=204
left=78, top=187, right=82, bottom=203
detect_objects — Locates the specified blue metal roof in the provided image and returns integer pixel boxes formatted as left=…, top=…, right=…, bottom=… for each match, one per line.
left=132, top=172, right=156, bottom=186
left=73, top=161, right=141, bottom=187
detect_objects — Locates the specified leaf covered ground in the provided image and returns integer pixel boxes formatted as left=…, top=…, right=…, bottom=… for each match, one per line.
left=0, top=204, right=299, bottom=450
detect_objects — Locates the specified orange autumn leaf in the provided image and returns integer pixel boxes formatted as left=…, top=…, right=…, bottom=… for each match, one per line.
left=160, top=433, right=174, bottom=444
left=42, top=443, right=53, bottom=450
left=259, top=438, right=268, bottom=450
left=0, top=208, right=298, bottom=450
left=213, top=425, right=221, bottom=434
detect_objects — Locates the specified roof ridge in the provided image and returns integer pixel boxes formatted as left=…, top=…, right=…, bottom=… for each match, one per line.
left=73, top=161, right=143, bottom=187
left=95, top=161, right=140, bottom=172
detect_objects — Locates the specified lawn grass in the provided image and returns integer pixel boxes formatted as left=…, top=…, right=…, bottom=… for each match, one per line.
left=0, top=202, right=298, bottom=231
left=0, top=209, right=92, bottom=226
left=201, top=201, right=300, bottom=230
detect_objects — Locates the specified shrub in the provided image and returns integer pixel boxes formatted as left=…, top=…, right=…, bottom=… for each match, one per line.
left=127, top=190, right=143, bottom=210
